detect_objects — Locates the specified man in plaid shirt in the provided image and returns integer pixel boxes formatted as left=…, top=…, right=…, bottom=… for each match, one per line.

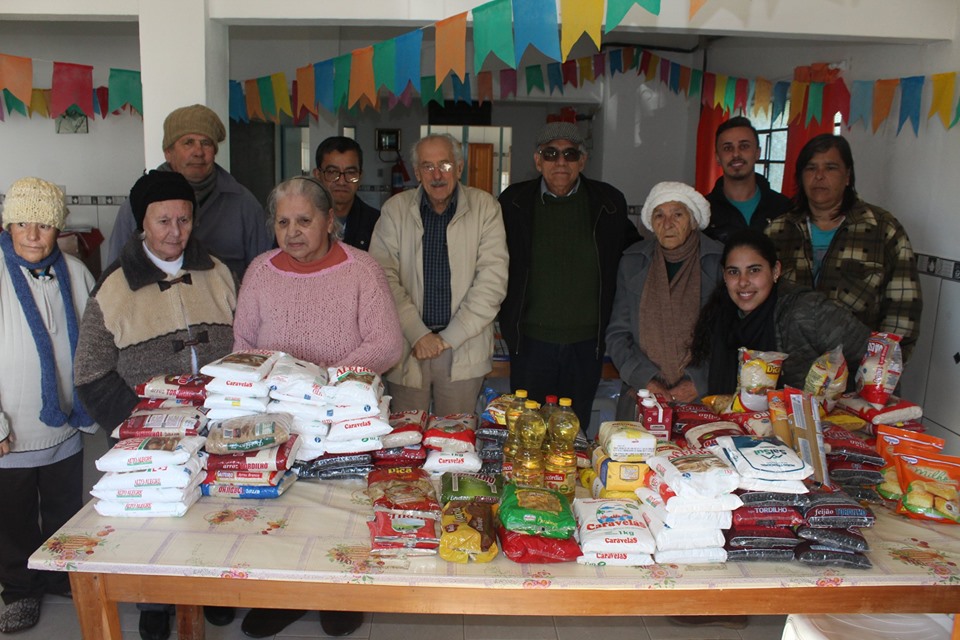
left=766, top=134, right=922, bottom=360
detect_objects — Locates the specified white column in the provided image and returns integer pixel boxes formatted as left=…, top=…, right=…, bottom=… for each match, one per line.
left=138, top=0, right=230, bottom=170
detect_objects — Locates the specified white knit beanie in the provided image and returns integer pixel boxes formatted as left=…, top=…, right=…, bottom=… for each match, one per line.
left=640, top=181, right=710, bottom=233
left=2, top=177, right=69, bottom=231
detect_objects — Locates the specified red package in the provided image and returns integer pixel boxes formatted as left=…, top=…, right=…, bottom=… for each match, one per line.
left=856, top=332, right=902, bottom=406
left=496, top=525, right=581, bottom=563
left=388, top=409, right=428, bottom=429
left=203, top=468, right=284, bottom=485
left=732, top=505, right=804, bottom=528
left=115, top=413, right=204, bottom=439
left=720, top=411, right=773, bottom=437
left=132, top=398, right=206, bottom=411
left=205, top=434, right=300, bottom=472
left=368, top=511, right=440, bottom=555
left=366, top=467, right=441, bottom=517
left=671, top=402, right=720, bottom=441
left=894, top=447, right=960, bottom=524
left=371, top=445, right=428, bottom=467
left=135, top=374, right=212, bottom=401
left=822, top=424, right=883, bottom=465
left=638, top=393, right=672, bottom=439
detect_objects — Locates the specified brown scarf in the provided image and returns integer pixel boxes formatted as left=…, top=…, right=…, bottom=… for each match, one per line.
left=638, top=231, right=701, bottom=387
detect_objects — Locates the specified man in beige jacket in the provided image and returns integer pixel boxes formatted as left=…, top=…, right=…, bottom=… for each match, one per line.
left=370, top=133, right=508, bottom=415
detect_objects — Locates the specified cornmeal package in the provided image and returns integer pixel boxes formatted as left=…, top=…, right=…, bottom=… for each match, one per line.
left=438, top=500, right=498, bottom=563
left=498, top=484, right=577, bottom=539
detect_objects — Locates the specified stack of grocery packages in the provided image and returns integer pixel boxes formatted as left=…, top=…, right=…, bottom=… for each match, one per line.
left=91, top=375, right=212, bottom=517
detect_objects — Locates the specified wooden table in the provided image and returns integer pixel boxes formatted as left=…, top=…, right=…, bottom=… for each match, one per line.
left=30, top=480, right=960, bottom=640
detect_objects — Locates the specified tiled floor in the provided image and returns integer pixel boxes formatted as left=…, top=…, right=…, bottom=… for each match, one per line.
left=5, top=598, right=788, bottom=639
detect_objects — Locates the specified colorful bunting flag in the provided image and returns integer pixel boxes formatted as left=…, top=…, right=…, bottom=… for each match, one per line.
left=501, top=68, right=518, bottom=99
left=333, top=54, right=351, bottom=111
left=452, top=73, right=472, bottom=103
left=723, top=75, right=737, bottom=111
left=701, top=72, right=716, bottom=107
left=659, top=58, right=670, bottom=85
left=606, top=0, right=661, bottom=33
left=256, top=76, right=276, bottom=121
left=547, top=62, right=564, bottom=95
left=244, top=79, right=265, bottom=121
left=562, top=60, right=579, bottom=88
left=609, top=49, right=623, bottom=76
left=714, top=74, right=727, bottom=109
left=788, top=81, right=807, bottom=124
left=824, top=78, right=850, bottom=126
left=373, top=39, right=397, bottom=93
left=645, top=54, right=659, bottom=81
left=3, top=89, right=26, bottom=117
left=526, top=65, right=545, bottom=94
left=734, top=77, right=748, bottom=113
left=435, top=12, right=467, bottom=83
left=395, top=30, right=423, bottom=94
left=593, top=53, right=606, bottom=79
left=805, top=81, right=824, bottom=126
left=349, top=48, right=376, bottom=109
left=668, top=61, right=681, bottom=94
left=420, top=75, right=444, bottom=106
left=560, top=0, right=603, bottom=61
left=477, top=71, right=494, bottom=104
left=229, top=80, right=248, bottom=122
left=51, top=62, right=93, bottom=118
left=772, top=81, right=790, bottom=123
left=295, top=64, right=316, bottom=119
left=473, top=0, right=515, bottom=70
left=689, top=68, right=702, bottom=99
left=315, top=60, right=335, bottom=113
left=752, top=77, right=772, bottom=117
left=690, top=0, right=708, bottom=19
left=872, top=78, right=898, bottom=133
left=578, top=57, right=594, bottom=84
left=0, top=54, right=32, bottom=105
left=679, top=65, right=691, bottom=95
left=514, top=0, right=561, bottom=62
left=29, top=88, right=49, bottom=118
left=107, top=68, right=142, bottom=115
left=897, top=75, right=923, bottom=136
left=94, top=86, right=109, bottom=118
left=929, top=72, right=955, bottom=129
left=271, top=72, right=292, bottom=117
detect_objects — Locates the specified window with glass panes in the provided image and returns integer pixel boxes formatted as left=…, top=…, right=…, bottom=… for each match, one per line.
left=752, top=107, right=789, bottom=192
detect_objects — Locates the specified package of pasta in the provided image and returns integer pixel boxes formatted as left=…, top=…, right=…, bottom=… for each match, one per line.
left=438, top=500, right=499, bottom=563
left=201, top=471, right=298, bottom=499
left=440, top=473, right=504, bottom=504
left=423, top=414, right=477, bottom=453
left=112, top=413, right=207, bottom=440
left=96, top=435, right=206, bottom=472
left=368, top=511, right=440, bottom=556
left=835, top=393, right=922, bottom=428
left=366, top=467, right=441, bottom=519
left=647, top=448, right=739, bottom=498
left=499, top=484, right=577, bottom=539
left=325, top=366, right=384, bottom=406
left=736, top=348, right=788, bottom=411
left=804, top=345, right=849, bottom=410
left=205, top=435, right=301, bottom=472
left=201, top=350, right=283, bottom=382
left=496, top=526, right=582, bottom=563
left=266, top=355, right=329, bottom=405
left=856, top=332, right=903, bottom=406
left=720, top=411, right=774, bottom=438
left=205, top=413, right=293, bottom=454
left=135, top=374, right=212, bottom=402
left=684, top=421, right=744, bottom=448
left=894, top=448, right=960, bottom=523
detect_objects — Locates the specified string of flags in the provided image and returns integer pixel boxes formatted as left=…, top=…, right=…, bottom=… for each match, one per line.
left=0, top=0, right=958, bottom=136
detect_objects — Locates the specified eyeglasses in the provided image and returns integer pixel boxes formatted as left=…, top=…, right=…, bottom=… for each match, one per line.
left=419, top=161, right=456, bottom=174
left=538, top=146, right=582, bottom=162
left=320, top=167, right=361, bottom=183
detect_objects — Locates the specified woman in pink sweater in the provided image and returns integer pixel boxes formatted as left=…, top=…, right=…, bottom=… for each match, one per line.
left=232, top=176, right=402, bottom=638
left=234, top=176, right=402, bottom=375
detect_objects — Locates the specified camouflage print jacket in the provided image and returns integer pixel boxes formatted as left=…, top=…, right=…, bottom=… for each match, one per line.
left=765, top=200, right=922, bottom=361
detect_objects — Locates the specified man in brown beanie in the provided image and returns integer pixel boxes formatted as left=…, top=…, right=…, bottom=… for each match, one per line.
left=105, top=104, right=270, bottom=281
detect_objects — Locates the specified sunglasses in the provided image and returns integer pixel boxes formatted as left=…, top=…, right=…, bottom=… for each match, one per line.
left=538, top=146, right=582, bottom=162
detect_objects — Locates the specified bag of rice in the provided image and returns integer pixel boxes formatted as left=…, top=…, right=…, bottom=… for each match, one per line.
left=92, top=454, right=205, bottom=490
left=684, top=421, right=744, bottom=448
left=267, top=355, right=329, bottom=405
left=367, top=467, right=442, bottom=518
left=205, top=434, right=301, bottom=472
left=381, top=410, right=426, bottom=449
left=646, top=448, right=739, bottom=498
left=135, top=374, right=212, bottom=401
left=856, top=332, right=903, bottom=406
left=438, top=501, right=499, bottom=563
left=324, top=437, right=382, bottom=454
left=423, top=414, right=478, bottom=453
left=205, top=408, right=260, bottom=421
left=835, top=393, right=922, bottom=426
left=639, top=504, right=725, bottom=550
left=325, top=366, right=384, bottom=406
left=573, top=498, right=656, bottom=555
left=200, top=349, right=283, bottom=382
left=736, top=348, right=788, bottom=411
left=203, top=393, right=270, bottom=413
left=90, top=475, right=203, bottom=503
left=326, top=415, right=392, bottom=442
left=422, top=450, right=482, bottom=474
left=205, top=413, right=293, bottom=454
left=654, top=547, right=727, bottom=564
left=206, top=377, right=271, bottom=398
left=96, top=435, right=206, bottom=472
left=93, top=488, right=200, bottom=517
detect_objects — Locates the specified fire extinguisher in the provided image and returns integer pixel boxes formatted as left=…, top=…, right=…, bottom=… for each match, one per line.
left=391, top=158, right=409, bottom=195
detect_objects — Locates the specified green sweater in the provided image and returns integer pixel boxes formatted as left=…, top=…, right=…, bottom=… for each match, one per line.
left=522, top=188, right=600, bottom=343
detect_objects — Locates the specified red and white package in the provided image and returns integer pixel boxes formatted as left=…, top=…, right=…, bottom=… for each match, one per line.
left=368, top=511, right=440, bottom=556
left=203, top=468, right=284, bottom=486
left=95, top=435, right=206, bottom=472
left=835, top=393, right=922, bottom=427
left=135, top=374, right=212, bottom=401
left=732, top=505, right=804, bottom=528
left=382, top=410, right=427, bottom=449
left=366, top=467, right=441, bottom=518
left=204, top=434, right=301, bottom=472
left=684, top=421, right=744, bottom=448
left=423, top=414, right=477, bottom=453
left=856, top=332, right=903, bottom=406
left=206, top=377, right=271, bottom=398
left=112, top=413, right=206, bottom=440
left=324, top=366, right=384, bottom=406
left=671, top=402, right=719, bottom=441
left=642, top=473, right=743, bottom=512
left=721, top=411, right=774, bottom=438
left=372, top=445, right=428, bottom=467
left=638, top=393, right=672, bottom=439
left=326, top=415, right=392, bottom=442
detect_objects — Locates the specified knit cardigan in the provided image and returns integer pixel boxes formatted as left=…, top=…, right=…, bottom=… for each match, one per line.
left=233, top=243, right=403, bottom=375
left=0, top=252, right=95, bottom=450
left=74, top=236, right=237, bottom=430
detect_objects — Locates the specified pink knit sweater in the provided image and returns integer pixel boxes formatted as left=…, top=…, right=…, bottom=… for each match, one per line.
left=233, top=244, right=403, bottom=375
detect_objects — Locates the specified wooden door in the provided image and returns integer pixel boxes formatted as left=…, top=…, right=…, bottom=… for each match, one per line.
left=467, top=143, right=494, bottom=194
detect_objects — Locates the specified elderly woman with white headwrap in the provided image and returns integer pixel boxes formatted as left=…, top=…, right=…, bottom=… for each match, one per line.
left=606, top=181, right=723, bottom=416
left=0, top=178, right=96, bottom=633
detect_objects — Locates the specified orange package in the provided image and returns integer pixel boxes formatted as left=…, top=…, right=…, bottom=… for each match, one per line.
left=894, top=447, right=960, bottom=523
left=875, top=425, right=945, bottom=501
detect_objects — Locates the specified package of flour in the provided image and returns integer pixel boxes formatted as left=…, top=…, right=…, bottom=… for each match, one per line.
left=711, top=435, right=813, bottom=481
left=92, top=454, right=205, bottom=490
left=201, top=350, right=283, bottom=382
left=654, top=547, right=727, bottom=564
left=324, top=437, right=383, bottom=454
left=573, top=498, right=655, bottom=555
left=643, top=473, right=743, bottom=512
left=324, top=366, right=384, bottom=406
left=203, top=393, right=270, bottom=413
left=93, top=487, right=200, bottom=517
left=266, top=355, right=329, bottom=405
left=639, top=504, right=725, bottom=550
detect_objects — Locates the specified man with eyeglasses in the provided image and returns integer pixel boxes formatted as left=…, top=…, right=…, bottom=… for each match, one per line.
left=313, top=136, right=380, bottom=250
left=105, top=104, right=270, bottom=281
left=370, top=133, right=508, bottom=415
left=704, top=116, right=790, bottom=245
left=498, top=121, right=640, bottom=432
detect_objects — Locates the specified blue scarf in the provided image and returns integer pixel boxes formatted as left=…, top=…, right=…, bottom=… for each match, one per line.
left=0, top=231, right=93, bottom=428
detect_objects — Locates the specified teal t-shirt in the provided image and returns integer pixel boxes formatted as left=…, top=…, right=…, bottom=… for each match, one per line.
left=809, top=221, right=839, bottom=284
left=730, top=187, right=762, bottom=225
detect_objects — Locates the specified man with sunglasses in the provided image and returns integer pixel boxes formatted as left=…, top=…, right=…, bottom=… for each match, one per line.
left=370, top=133, right=508, bottom=415
left=313, top=136, right=380, bottom=250
left=499, top=122, right=640, bottom=432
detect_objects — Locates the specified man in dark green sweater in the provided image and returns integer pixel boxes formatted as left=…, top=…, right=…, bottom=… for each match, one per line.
left=499, top=122, right=640, bottom=430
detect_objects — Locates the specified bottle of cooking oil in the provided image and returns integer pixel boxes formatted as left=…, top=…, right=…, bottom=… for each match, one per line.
left=512, top=400, right=547, bottom=488
left=544, top=397, right=579, bottom=502
left=501, top=389, right=528, bottom=481
left=539, top=394, right=560, bottom=454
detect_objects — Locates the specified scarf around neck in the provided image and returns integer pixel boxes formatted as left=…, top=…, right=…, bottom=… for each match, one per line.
left=0, top=231, right=93, bottom=428
left=638, top=231, right=702, bottom=388
left=707, top=282, right=780, bottom=395
left=157, top=161, right=217, bottom=207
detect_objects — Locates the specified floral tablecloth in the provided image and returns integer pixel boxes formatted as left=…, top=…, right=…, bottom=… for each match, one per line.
left=28, top=480, right=960, bottom=592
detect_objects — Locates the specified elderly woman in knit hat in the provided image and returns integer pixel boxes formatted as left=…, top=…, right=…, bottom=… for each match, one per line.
left=0, top=178, right=96, bottom=633
left=606, top=181, right=723, bottom=416
left=74, top=170, right=237, bottom=640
